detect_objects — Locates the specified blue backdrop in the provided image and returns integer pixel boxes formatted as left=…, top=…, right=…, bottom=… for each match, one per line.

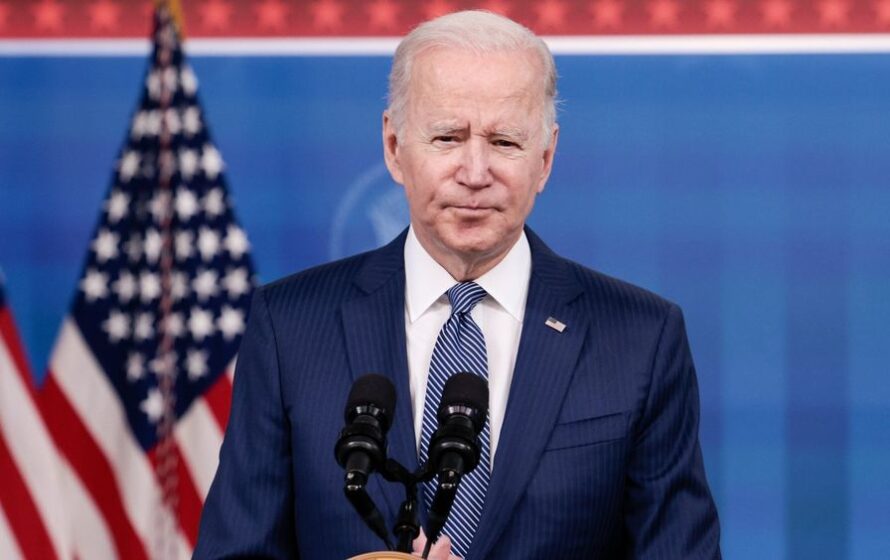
left=1, top=52, right=888, bottom=558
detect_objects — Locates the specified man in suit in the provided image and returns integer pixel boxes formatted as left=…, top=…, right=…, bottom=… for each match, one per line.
left=195, top=10, right=720, bottom=560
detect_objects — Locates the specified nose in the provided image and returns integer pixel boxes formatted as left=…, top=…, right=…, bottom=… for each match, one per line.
left=455, top=138, right=493, bottom=189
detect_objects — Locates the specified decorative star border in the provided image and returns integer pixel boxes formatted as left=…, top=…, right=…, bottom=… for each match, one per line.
left=1, top=0, right=890, bottom=38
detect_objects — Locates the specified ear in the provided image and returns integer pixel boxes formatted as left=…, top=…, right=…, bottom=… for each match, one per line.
left=535, top=124, right=559, bottom=194
left=382, top=111, right=405, bottom=185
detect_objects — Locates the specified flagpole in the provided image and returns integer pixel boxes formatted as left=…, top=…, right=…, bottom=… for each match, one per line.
left=155, top=0, right=187, bottom=39
left=151, top=4, right=182, bottom=558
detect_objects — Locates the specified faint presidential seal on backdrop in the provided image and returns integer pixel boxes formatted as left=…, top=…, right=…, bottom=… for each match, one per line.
left=329, top=163, right=410, bottom=261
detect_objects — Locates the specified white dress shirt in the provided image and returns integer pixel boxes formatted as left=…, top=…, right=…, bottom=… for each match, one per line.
left=404, top=226, right=531, bottom=460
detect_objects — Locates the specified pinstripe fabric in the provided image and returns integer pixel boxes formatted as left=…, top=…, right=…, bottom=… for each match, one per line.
left=196, top=228, right=720, bottom=559
left=419, top=282, right=490, bottom=558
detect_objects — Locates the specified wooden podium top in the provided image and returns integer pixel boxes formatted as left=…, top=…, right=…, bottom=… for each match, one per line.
left=348, top=552, right=416, bottom=560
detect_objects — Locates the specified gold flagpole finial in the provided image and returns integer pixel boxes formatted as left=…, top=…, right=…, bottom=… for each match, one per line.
left=154, top=0, right=187, bottom=40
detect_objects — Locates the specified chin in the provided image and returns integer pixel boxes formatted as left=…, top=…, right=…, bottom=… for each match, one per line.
left=440, top=228, right=502, bottom=258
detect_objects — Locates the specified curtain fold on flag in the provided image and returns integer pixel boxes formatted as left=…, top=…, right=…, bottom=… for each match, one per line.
left=37, top=6, right=257, bottom=558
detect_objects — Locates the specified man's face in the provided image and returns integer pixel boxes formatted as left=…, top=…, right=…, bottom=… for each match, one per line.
left=383, top=47, right=558, bottom=274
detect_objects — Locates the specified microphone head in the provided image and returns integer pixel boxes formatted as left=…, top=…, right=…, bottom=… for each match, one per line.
left=438, top=372, right=489, bottom=431
left=345, top=374, right=396, bottom=430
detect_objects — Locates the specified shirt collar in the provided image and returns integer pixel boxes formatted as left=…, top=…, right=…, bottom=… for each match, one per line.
left=404, top=226, right=531, bottom=324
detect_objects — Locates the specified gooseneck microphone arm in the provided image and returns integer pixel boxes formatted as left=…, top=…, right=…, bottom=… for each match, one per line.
left=421, top=372, right=489, bottom=558
left=335, top=374, right=397, bottom=551
left=335, top=372, right=488, bottom=558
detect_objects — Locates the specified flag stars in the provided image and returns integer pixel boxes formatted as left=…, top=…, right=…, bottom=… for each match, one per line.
left=134, top=312, right=155, bottom=341
left=197, top=227, right=221, bottom=261
left=143, top=229, right=163, bottom=264
left=162, top=312, right=185, bottom=338
left=193, top=269, right=220, bottom=301
left=175, top=230, right=194, bottom=260
left=91, top=229, right=120, bottom=263
left=175, top=188, right=200, bottom=221
left=179, top=149, right=199, bottom=180
left=182, top=107, right=202, bottom=136
left=125, top=233, right=143, bottom=263
left=139, top=271, right=161, bottom=302
left=203, top=189, right=226, bottom=217
left=127, top=352, right=145, bottom=381
left=113, top=271, right=138, bottom=303
left=149, top=191, right=171, bottom=223
left=161, top=67, right=178, bottom=94
left=171, top=271, right=190, bottom=301
left=223, top=267, right=251, bottom=299
left=80, top=269, right=109, bottom=302
left=131, top=110, right=160, bottom=139
left=119, top=150, right=141, bottom=182
left=164, top=108, right=182, bottom=135
left=180, top=66, right=198, bottom=97
left=140, top=388, right=165, bottom=423
left=201, top=145, right=224, bottom=180
left=146, top=70, right=161, bottom=100
left=103, top=310, right=130, bottom=343
left=189, top=307, right=216, bottom=341
left=218, top=306, right=246, bottom=340
left=186, top=349, right=209, bottom=380
left=224, top=225, right=250, bottom=259
left=105, top=190, right=130, bottom=223
left=150, top=351, right=176, bottom=378
left=145, top=110, right=162, bottom=136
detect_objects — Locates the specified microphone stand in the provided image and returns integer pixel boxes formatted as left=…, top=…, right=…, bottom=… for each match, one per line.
left=382, top=459, right=421, bottom=553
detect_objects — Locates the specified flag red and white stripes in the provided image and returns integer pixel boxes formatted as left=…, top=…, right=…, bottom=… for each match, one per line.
left=0, top=284, right=70, bottom=560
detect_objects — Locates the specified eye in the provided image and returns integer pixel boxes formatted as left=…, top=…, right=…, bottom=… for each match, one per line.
left=433, top=135, right=458, bottom=144
left=493, top=139, right=519, bottom=148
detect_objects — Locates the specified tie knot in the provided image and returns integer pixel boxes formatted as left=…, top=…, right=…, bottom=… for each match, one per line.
left=446, top=282, right=487, bottom=316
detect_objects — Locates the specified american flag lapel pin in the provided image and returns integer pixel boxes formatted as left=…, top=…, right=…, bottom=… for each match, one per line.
left=545, top=316, right=566, bottom=333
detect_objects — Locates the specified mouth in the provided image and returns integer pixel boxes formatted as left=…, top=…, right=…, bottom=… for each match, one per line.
left=450, top=204, right=495, bottom=212
left=450, top=206, right=495, bottom=218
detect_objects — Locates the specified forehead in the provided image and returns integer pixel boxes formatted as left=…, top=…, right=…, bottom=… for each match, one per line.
left=407, top=47, right=543, bottom=126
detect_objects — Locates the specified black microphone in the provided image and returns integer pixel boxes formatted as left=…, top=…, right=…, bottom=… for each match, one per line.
left=423, top=372, right=489, bottom=553
left=335, top=374, right=397, bottom=550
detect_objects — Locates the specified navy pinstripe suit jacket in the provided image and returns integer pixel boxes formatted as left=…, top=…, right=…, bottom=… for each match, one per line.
left=195, top=228, right=721, bottom=559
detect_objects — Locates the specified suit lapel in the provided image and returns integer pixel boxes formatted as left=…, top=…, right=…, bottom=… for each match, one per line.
left=470, top=229, right=589, bottom=560
left=339, top=231, right=417, bottom=521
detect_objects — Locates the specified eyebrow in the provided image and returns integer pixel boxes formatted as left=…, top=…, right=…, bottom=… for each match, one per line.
left=488, top=127, right=528, bottom=141
left=426, top=122, right=466, bottom=135
left=425, top=122, right=529, bottom=141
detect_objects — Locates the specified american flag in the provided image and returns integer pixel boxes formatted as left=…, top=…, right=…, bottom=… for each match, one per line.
left=34, top=5, right=256, bottom=558
left=0, top=278, right=69, bottom=559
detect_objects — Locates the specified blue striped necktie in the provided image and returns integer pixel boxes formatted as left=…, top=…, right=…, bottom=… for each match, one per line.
left=419, top=281, right=491, bottom=558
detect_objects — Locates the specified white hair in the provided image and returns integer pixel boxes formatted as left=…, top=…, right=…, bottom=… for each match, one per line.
left=387, top=10, right=558, bottom=143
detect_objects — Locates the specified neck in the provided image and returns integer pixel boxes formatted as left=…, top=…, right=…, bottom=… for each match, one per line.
left=439, top=254, right=502, bottom=282
left=414, top=228, right=521, bottom=282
